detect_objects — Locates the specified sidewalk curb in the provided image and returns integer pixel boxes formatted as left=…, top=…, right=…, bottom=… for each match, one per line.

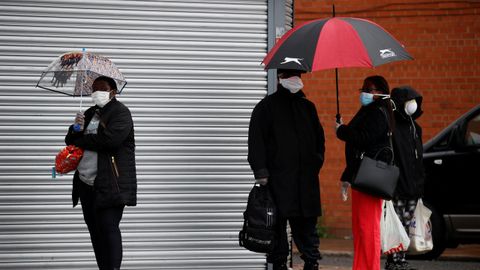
left=318, top=250, right=480, bottom=262
left=320, top=250, right=354, bottom=257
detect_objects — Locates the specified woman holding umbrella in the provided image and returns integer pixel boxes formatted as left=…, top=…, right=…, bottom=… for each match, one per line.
left=65, top=76, right=137, bottom=270
left=335, top=75, right=394, bottom=270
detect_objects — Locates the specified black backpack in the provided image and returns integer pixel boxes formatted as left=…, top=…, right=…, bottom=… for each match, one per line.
left=239, top=184, right=277, bottom=253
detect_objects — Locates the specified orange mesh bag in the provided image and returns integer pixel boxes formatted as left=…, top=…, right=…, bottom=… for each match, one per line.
left=55, top=145, right=84, bottom=174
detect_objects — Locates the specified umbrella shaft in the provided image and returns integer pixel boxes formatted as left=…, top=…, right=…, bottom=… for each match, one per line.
left=335, top=68, right=339, bottom=115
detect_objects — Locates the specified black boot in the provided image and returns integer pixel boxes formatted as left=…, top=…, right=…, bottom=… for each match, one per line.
left=304, top=261, right=319, bottom=270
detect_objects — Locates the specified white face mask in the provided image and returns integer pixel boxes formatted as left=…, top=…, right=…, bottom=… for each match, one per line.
left=91, top=91, right=111, bottom=108
left=279, top=76, right=304, bottom=93
left=405, top=99, right=418, bottom=116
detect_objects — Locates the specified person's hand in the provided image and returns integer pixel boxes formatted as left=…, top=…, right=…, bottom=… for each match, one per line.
left=73, top=112, right=85, bottom=132
left=256, top=178, right=268, bottom=186
left=335, top=117, right=343, bottom=132
left=341, top=182, right=350, bottom=201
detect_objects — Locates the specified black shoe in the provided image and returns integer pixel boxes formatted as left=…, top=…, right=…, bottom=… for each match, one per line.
left=304, top=261, right=319, bottom=270
left=273, top=263, right=288, bottom=270
left=266, top=262, right=288, bottom=270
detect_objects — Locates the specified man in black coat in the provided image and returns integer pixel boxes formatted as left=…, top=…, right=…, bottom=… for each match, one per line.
left=65, top=76, right=136, bottom=270
left=248, top=69, right=325, bottom=270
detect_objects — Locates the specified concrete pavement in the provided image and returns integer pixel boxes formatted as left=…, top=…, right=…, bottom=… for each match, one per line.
left=290, top=238, right=480, bottom=270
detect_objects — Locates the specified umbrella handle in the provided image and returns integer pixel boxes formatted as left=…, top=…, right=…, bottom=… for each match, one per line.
left=73, top=78, right=84, bottom=132
left=336, top=113, right=342, bottom=124
left=73, top=123, right=82, bottom=132
left=73, top=97, right=83, bottom=132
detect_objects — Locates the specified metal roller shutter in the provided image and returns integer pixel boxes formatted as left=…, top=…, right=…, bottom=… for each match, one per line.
left=0, top=0, right=269, bottom=269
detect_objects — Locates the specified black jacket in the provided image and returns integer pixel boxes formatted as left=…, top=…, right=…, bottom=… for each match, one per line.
left=336, top=100, right=391, bottom=184
left=247, top=86, right=325, bottom=218
left=65, top=98, right=137, bottom=208
left=391, top=86, right=425, bottom=199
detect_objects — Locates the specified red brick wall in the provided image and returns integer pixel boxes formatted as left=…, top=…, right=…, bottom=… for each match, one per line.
left=293, top=0, right=480, bottom=237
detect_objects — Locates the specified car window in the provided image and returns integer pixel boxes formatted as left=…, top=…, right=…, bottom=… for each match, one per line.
left=464, top=113, right=480, bottom=146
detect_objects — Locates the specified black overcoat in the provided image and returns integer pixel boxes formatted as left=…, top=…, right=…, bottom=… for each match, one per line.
left=65, top=98, right=137, bottom=208
left=247, top=86, right=325, bottom=218
left=391, top=86, right=425, bottom=199
left=336, top=100, right=391, bottom=184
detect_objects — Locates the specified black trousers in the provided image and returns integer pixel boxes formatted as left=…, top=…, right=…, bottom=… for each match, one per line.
left=267, top=216, right=321, bottom=264
left=79, top=181, right=125, bottom=270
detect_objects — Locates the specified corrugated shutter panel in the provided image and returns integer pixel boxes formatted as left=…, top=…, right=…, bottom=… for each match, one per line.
left=285, top=0, right=294, bottom=30
left=0, top=0, right=269, bottom=269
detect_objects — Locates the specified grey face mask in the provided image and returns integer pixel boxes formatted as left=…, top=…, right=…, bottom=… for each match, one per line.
left=279, top=76, right=304, bottom=93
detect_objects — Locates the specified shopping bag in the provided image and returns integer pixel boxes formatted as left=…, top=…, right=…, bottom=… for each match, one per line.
left=408, top=199, right=433, bottom=254
left=55, top=145, right=84, bottom=174
left=381, top=200, right=410, bottom=254
left=239, top=184, right=277, bottom=253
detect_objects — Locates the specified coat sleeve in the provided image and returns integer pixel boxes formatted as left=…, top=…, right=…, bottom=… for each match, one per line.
left=247, top=100, right=269, bottom=179
left=65, top=125, right=82, bottom=146
left=73, top=106, right=133, bottom=151
left=312, top=104, right=325, bottom=169
left=336, top=107, right=388, bottom=149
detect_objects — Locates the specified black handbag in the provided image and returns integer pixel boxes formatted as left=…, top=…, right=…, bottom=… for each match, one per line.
left=351, top=107, right=399, bottom=200
left=352, top=147, right=399, bottom=200
left=239, top=184, right=277, bottom=253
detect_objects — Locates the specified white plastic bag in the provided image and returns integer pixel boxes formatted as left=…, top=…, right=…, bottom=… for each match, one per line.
left=408, top=199, right=433, bottom=254
left=381, top=200, right=411, bottom=254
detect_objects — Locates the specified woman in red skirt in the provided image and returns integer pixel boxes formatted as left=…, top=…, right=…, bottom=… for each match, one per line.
left=336, top=75, right=394, bottom=270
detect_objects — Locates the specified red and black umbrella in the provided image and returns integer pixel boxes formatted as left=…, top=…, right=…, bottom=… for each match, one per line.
left=262, top=16, right=413, bottom=119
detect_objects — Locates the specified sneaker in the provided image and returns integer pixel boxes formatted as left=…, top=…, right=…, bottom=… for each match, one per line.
left=385, top=261, right=402, bottom=270
left=399, top=261, right=417, bottom=270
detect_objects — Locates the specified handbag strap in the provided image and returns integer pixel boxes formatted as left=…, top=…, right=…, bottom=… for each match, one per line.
left=379, top=106, right=395, bottom=165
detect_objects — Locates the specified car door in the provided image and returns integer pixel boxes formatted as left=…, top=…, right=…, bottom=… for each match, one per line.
left=423, top=107, right=480, bottom=243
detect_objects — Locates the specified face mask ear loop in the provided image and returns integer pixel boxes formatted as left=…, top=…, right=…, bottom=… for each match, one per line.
left=374, top=94, right=390, bottom=99
left=390, top=99, right=397, bottom=111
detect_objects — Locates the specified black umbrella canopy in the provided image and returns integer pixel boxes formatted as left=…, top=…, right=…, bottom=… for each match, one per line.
left=263, top=17, right=412, bottom=72
left=262, top=16, right=413, bottom=120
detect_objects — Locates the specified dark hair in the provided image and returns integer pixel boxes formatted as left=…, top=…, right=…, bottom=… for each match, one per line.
left=94, top=76, right=117, bottom=91
left=364, top=75, right=389, bottom=94
left=364, top=75, right=395, bottom=131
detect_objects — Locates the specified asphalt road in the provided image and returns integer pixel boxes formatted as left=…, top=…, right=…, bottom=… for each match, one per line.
left=292, top=254, right=480, bottom=270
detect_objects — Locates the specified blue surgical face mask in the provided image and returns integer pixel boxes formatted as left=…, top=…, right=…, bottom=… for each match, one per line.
left=360, top=92, right=374, bottom=106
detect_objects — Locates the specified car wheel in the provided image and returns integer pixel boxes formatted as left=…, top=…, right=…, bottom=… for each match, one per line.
left=407, top=202, right=447, bottom=260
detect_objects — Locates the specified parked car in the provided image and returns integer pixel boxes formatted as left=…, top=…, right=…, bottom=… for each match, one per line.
left=411, top=104, right=480, bottom=259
